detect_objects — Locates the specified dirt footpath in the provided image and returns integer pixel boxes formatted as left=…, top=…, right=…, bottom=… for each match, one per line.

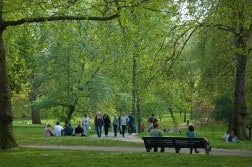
left=22, top=132, right=252, bottom=157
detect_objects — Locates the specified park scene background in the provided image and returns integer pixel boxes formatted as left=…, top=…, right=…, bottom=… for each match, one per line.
left=0, top=0, right=252, bottom=166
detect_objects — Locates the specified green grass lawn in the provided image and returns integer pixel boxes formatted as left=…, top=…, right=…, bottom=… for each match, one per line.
left=13, top=123, right=143, bottom=147
left=1, top=119, right=250, bottom=166
left=0, top=148, right=251, bottom=167
left=13, top=119, right=252, bottom=150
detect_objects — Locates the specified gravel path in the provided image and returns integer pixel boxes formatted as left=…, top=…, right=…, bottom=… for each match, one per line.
left=21, top=133, right=252, bottom=157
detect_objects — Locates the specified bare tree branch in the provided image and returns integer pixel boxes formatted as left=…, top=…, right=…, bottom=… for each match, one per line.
left=4, top=13, right=120, bottom=27
left=164, top=26, right=198, bottom=77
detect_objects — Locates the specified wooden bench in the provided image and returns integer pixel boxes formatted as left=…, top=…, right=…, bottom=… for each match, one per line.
left=142, top=136, right=211, bottom=154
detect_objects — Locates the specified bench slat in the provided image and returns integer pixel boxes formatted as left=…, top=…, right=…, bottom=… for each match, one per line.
left=142, top=136, right=211, bottom=154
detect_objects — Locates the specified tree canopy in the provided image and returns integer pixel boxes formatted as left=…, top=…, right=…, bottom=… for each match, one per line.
left=1, top=0, right=252, bottom=149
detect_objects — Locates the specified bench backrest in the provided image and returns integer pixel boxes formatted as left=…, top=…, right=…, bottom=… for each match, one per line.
left=142, top=136, right=208, bottom=148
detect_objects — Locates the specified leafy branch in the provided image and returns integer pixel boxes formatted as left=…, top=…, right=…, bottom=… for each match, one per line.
left=4, top=13, right=120, bottom=28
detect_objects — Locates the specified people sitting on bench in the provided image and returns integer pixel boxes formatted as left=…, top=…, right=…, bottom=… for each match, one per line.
left=143, top=130, right=212, bottom=154
left=150, top=124, right=164, bottom=152
left=186, top=125, right=199, bottom=154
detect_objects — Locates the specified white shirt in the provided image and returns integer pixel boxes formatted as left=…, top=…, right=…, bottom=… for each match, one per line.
left=82, top=117, right=90, bottom=125
left=224, top=134, right=229, bottom=141
left=120, top=115, right=129, bottom=125
left=54, top=125, right=63, bottom=136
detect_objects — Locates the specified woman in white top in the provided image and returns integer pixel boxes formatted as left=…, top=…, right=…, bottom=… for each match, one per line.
left=82, top=114, right=90, bottom=136
left=120, top=112, right=129, bottom=137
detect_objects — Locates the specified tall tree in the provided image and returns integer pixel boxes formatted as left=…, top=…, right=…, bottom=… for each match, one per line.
left=116, top=0, right=179, bottom=132
left=201, top=0, right=252, bottom=139
left=0, top=0, right=119, bottom=149
left=171, top=0, right=252, bottom=139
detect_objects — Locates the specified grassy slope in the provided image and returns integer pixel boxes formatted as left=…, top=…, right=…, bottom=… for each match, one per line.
left=13, top=117, right=252, bottom=150
left=0, top=118, right=251, bottom=167
left=0, top=148, right=251, bottom=167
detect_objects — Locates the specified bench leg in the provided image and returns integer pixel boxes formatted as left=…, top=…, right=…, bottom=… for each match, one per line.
left=190, top=148, right=193, bottom=154
left=154, top=147, right=158, bottom=152
left=175, top=148, right=180, bottom=153
left=205, top=145, right=211, bottom=154
left=160, top=147, right=165, bottom=153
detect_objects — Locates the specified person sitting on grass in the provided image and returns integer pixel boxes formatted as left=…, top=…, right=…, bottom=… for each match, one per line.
left=64, top=123, right=73, bottom=136
left=223, top=130, right=230, bottom=141
left=186, top=125, right=199, bottom=154
left=150, top=123, right=164, bottom=152
left=228, top=130, right=238, bottom=143
left=44, top=124, right=54, bottom=136
left=54, top=122, right=64, bottom=136
left=74, top=122, right=84, bottom=136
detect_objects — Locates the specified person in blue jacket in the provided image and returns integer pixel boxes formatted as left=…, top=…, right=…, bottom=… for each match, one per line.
left=186, top=125, right=199, bottom=154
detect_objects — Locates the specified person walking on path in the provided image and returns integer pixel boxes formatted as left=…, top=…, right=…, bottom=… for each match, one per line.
left=82, top=114, right=90, bottom=136
left=113, top=114, right=119, bottom=137
left=95, top=112, right=104, bottom=138
left=127, top=112, right=134, bottom=135
left=103, top=113, right=111, bottom=137
left=120, top=112, right=129, bottom=137
left=186, top=125, right=199, bottom=154
left=148, top=114, right=158, bottom=132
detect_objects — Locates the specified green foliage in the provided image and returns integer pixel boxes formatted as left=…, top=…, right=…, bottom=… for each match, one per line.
left=142, top=97, right=168, bottom=119
left=113, top=91, right=132, bottom=114
left=5, top=25, right=36, bottom=93
left=213, top=96, right=233, bottom=122
left=6, top=0, right=252, bottom=135
left=3, top=0, right=119, bottom=20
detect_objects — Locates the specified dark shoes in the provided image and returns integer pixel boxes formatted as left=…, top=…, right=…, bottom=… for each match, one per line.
left=191, top=148, right=199, bottom=154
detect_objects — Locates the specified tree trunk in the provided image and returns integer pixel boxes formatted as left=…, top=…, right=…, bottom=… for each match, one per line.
left=169, top=108, right=177, bottom=128
left=131, top=54, right=141, bottom=132
left=213, top=1, right=251, bottom=140
left=65, top=105, right=75, bottom=125
left=0, top=29, right=18, bottom=149
left=0, top=1, right=119, bottom=149
left=232, top=30, right=249, bottom=139
left=233, top=47, right=248, bottom=139
left=136, top=96, right=141, bottom=133
left=31, top=108, right=41, bottom=124
left=30, top=70, right=41, bottom=124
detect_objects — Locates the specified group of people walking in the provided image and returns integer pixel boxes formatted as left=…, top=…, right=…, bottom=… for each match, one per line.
left=94, top=111, right=135, bottom=138
left=44, top=112, right=135, bottom=138
left=45, top=112, right=239, bottom=155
